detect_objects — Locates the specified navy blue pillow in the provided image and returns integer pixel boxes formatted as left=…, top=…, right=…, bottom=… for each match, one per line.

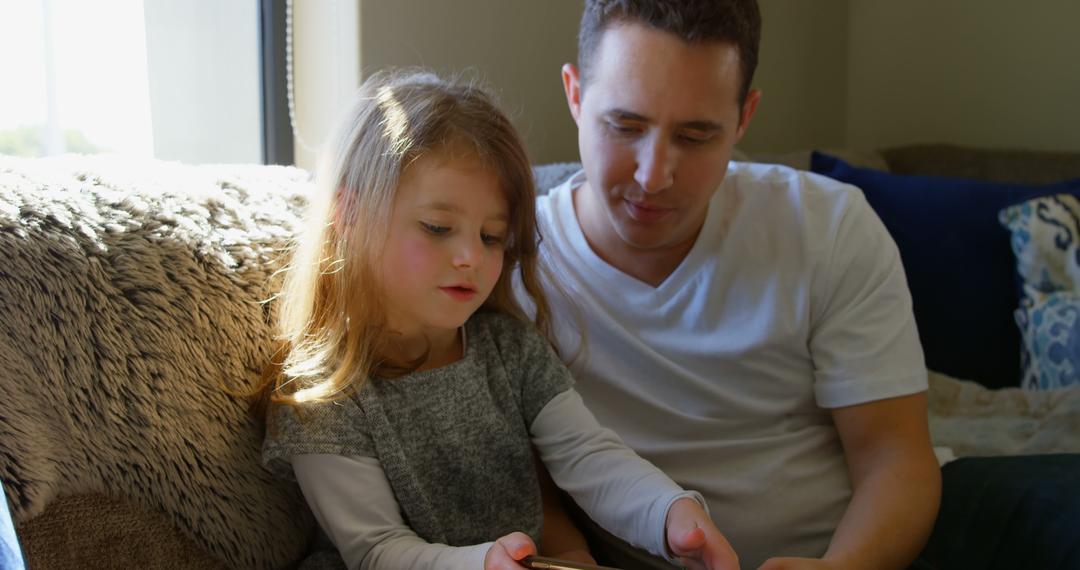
left=810, top=151, right=1080, bottom=389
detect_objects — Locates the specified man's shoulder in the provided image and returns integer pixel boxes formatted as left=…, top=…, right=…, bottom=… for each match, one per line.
left=533, top=168, right=583, bottom=237
left=728, top=160, right=855, bottom=195
left=534, top=163, right=581, bottom=197
left=726, top=161, right=865, bottom=217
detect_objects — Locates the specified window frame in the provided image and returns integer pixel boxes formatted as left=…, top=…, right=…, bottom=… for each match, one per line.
left=259, top=0, right=294, bottom=166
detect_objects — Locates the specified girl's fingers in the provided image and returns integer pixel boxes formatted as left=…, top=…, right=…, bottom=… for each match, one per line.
left=498, top=531, right=537, bottom=561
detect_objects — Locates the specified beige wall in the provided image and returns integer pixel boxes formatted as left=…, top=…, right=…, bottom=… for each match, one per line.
left=738, top=0, right=849, bottom=154
left=847, top=0, right=1080, bottom=153
left=356, top=0, right=850, bottom=160
left=294, top=1, right=1080, bottom=167
left=360, top=0, right=581, bottom=164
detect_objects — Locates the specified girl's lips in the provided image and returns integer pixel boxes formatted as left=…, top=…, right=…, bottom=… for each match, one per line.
left=440, top=286, right=477, bottom=301
left=624, top=200, right=673, bottom=223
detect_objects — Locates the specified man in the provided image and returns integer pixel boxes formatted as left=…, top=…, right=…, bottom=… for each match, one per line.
left=532, top=1, right=942, bottom=568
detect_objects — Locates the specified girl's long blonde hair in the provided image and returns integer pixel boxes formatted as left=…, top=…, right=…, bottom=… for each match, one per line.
left=253, top=70, right=552, bottom=416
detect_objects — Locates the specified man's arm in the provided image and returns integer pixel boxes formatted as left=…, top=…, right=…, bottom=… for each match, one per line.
left=825, top=392, right=941, bottom=568
left=761, top=393, right=941, bottom=570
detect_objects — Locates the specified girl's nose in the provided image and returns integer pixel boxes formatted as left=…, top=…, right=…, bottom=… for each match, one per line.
left=452, top=236, right=484, bottom=269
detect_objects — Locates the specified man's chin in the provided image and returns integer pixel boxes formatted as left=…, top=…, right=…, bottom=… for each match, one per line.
left=616, top=230, right=676, bottom=252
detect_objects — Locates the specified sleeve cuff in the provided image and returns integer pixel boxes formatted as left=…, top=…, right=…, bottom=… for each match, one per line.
left=658, top=490, right=709, bottom=563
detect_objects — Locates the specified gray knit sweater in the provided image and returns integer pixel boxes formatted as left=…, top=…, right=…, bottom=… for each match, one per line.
left=263, top=311, right=572, bottom=547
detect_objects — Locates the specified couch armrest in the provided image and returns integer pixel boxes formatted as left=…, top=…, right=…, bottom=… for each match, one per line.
left=18, top=494, right=228, bottom=570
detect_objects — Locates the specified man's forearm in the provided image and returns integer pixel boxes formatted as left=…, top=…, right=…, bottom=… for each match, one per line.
left=825, top=449, right=941, bottom=569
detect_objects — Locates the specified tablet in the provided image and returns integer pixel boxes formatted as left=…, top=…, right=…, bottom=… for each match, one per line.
left=521, top=555, right=621, bottom=570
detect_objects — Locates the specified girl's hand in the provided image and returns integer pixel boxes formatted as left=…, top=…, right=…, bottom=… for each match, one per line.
left=484, top=531, right=536, bottom=570
left=666, top=497, right=740, bottom=570
left=757, top=557, right=841, bottom=570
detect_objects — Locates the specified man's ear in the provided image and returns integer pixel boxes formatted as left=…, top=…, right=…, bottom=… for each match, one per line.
left=562, top=63, right=583, bottom=125
left=734, top=88, right=762, bottom=142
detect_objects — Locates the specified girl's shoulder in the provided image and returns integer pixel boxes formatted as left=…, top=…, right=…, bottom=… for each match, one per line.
left=266, top=395, right=365, bottom=442
left=262, top=395, right=373, bottom=480
left=468, top=309, right=528, bottom=333
left=466, top=311, right=548, bottom=359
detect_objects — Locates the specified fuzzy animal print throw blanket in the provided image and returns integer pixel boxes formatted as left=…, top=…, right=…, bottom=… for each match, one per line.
left=0, top=155, right=315, bottom=568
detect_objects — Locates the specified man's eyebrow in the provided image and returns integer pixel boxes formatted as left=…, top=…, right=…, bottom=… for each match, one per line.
left=604, top=109, right=724, bottom=133
left=681, top=120, right=724, bottom=133
left=605, top=109, right=650, bottom=122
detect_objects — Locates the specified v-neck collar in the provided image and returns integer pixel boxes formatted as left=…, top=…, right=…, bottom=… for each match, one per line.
left=556, top=170, right=726, bottom=298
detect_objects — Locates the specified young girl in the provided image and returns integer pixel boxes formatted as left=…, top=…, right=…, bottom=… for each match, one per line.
left=259, top=70, right=736, bottom=570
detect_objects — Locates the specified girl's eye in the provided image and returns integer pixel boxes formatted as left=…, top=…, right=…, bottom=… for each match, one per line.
left=420, top=222, right=450, bottom=235
left=481, top=233, right=505, bottom=246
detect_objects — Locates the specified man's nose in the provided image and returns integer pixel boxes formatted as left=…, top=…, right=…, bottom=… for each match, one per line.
left=634, top=135, right=675, bottom=193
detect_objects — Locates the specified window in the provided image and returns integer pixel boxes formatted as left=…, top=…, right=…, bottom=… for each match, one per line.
left=0, top=0, right=263, bottom=165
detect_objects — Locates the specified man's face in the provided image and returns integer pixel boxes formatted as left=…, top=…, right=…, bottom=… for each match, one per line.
left=563, top=23, right=760, bottom=274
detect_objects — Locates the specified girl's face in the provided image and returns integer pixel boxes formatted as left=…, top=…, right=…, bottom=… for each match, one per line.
left=378, top=152, right=509, bottom=346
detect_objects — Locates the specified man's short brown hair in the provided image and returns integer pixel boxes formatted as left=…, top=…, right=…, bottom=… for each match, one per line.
left=578, top=0, right=762, bottom=105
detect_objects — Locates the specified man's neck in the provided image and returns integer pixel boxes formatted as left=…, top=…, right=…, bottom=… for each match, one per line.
left=572, top=183, right=698, bottom=288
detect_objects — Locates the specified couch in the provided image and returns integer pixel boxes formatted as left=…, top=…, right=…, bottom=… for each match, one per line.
left=2, top=146, right=1079, bottom=569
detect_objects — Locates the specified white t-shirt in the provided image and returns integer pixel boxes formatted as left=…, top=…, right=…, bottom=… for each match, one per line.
left=532, top=162, right=928, bottom=567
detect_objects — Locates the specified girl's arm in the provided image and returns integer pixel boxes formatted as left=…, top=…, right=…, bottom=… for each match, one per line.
left=292, top=454, right=500, bottom=569
left=530, top=389, right=737, bottom=569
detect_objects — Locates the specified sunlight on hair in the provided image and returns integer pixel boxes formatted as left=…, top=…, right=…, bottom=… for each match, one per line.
left=322, top=256, right=346, bottom=275
left=376, top=86, right=413, bottom=156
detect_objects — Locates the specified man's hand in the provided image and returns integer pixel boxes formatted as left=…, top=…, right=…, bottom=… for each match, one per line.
left=757, top=557, right=841, bottom=570
left=485, top=531, right=536, bottom=570
left=666, top=497, right=740, bottom=570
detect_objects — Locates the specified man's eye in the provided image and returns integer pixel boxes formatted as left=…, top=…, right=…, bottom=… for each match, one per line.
left=420, top=222, right=450, bottom=235
left=608, top=122, right=641, bottom=135
left=678, top=132, right=712, bottom=145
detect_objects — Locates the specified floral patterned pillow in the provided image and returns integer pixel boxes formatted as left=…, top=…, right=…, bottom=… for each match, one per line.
left=1001, top=194, right=1080, bottom=389
left=1014, top=291, right=1080, bottom=389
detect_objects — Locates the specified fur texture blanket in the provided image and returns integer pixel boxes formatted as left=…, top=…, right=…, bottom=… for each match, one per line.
left=0, top=155, right=314, bottom=568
